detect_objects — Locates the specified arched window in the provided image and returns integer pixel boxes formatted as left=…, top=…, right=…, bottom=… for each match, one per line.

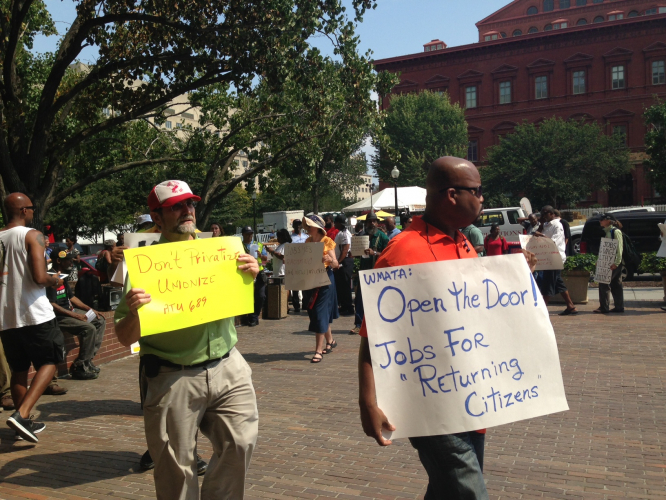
left=501, top=32, right=508, bottom=38
left=577, top=18, right=587, bottom=25
left=559, top=0, right=570, bottom=8
left=544, top=0, right=554, bottom=12
left=593, top=15, right=604, bottom=23
left=592, top=0, right=603, bottom=3
left=627, top=10, right=639, bottom=17
left=528, top=26, right=539, bottom=33
left=576, top=0, right=587, bottom=5
left=513, top=29, right=523, bottom=36
left=527, top=6, right=538, bottom=15
left=544, top=23, right=553, bottom=30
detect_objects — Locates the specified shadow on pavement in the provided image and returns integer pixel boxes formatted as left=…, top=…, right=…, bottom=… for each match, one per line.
left=34, top=399, right=142, bottom=422
left=243, top=351, right=314, bottom=364
left=0, top=450, right=143, bottom=487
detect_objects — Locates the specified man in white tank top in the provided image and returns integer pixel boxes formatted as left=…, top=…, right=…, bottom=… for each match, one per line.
left=0, top=193, right=66, bottom=443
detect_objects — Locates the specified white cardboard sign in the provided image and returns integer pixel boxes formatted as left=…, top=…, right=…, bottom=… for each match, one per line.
left=284, top=242, right=331, bottom=291
left=657, top=224, right=666, bottom=258
left=518, top=235, right=564, bottom=271
left=594, top=237, right=619, bottom=285
left=351, top=236, right=370, bottom=257
left=360, top=255, right=568, bottom=440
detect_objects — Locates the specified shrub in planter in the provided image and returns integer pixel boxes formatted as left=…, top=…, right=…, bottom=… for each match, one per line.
left=563, top=254, right=597, bottom=274
left=638, top=252, right=666, bottom=274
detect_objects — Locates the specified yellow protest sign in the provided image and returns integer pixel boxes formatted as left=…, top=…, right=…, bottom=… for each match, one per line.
left=124, top=236, right=254, bottom=336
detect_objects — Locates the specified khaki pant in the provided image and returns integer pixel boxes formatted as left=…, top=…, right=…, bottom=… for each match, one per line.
left=0, top=341, right=11, bottom=397
left=142, top=348, right=258, bottom=500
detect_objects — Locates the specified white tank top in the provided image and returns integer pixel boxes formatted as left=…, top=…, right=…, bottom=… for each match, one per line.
left=0, top=226, right=55, bottom=330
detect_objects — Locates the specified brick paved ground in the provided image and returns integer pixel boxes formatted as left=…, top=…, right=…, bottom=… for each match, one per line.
left=0, top=299, right=665, bottom=499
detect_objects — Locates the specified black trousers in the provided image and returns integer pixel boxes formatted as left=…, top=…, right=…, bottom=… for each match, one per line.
left=335, top=257, right=355, bottom=314
left=291, top=290, right=301, bottom=312
left=242, top=272, right=267, bottom=323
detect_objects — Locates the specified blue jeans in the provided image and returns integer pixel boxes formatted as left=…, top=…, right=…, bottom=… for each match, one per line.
left=409, top=432, right=488, bottom=500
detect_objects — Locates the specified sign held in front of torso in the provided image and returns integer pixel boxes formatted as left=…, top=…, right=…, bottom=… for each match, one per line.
left=360, top=254, right=568, bottom=440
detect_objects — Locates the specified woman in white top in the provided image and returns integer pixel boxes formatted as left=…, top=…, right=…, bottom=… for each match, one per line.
left=266, top=229, right=292, bottom=276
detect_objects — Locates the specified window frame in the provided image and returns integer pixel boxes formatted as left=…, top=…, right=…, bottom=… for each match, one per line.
left=467, top=140, right=479, bottom=162
left=577, top=18, right=587, bottom=25
left=611, top=65, right=625, bottom=90
left=499, top=81, right=512, bottom=104
left=535, top=75, right=548, bottom=99
left=513, top=29, right=523, bottom=36
left=612, top=124, right=628, bottom=145
left=652, top=60, right=665, bottom=85
left=544, top=0, right=555, bottom=12
left=593, top=15, right=605, bottom=23
left=559, top=0, right=570, bottom=8
left=576, top=0, right=587, bottom=5
left=528, top=26, right=539, bottom=33
left=527, top=6, right=539, bottom=15
left=573, top=70, right=586, bottom=95
left=466, top=85, right=478, bottom=108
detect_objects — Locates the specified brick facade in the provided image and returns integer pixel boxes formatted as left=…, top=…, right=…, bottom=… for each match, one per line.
left=374, top=4, right=666, bottom=206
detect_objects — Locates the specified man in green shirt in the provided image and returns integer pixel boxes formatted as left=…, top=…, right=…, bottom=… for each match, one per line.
left=461, top=219, right=485, bottom=256
left=114, top=180, right=260, bottom=500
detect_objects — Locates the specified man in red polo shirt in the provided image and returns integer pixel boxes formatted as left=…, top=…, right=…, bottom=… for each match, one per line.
left=358, top=157, right=491, bottom=499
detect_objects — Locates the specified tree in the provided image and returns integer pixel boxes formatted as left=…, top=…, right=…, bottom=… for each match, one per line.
left=0, top=0, right=378, bottom=225
left=644, top=101, right=666, bottom=198
left=483, top=117, right=631, bottom=209
left=373, top=91, right=468, bottom=187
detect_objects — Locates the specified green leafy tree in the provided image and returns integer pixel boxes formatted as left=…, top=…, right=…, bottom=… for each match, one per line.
left=644, top=101, right=666, bottom=198
left=0, top=0, right=378, bottom=226
left=483, top=118, right=631, bottom=209
left=373, top=91, right=468, bottom=187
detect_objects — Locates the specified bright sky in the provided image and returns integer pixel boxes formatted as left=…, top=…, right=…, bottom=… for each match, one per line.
left=32, top=0, right=511, bottom=180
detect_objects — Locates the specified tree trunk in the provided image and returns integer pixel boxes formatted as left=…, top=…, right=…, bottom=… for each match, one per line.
left=311, top=183, right=320, bottom=215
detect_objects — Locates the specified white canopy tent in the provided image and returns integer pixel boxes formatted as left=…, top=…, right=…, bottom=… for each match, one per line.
left=342, top=186, right=426, bottom=214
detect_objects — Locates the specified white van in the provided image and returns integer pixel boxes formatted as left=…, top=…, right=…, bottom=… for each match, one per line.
left=473, top=207, right=527, bottom=242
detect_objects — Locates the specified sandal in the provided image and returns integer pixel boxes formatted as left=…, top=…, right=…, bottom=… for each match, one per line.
left=329, top=340, right=338, bottom=349
left=559, top=307, right=578, bottom=316
left=323, top=343, right=334, bottom=354
left=311, top=352, right=323, bottom=363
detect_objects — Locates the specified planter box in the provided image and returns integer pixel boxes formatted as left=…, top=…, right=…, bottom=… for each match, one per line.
left=550, top=270, right=590, bottom=304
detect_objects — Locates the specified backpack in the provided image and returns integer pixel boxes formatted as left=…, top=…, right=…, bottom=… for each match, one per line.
left=611, top=228, right=641, bottom=270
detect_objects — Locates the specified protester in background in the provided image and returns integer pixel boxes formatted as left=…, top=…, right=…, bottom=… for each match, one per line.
left=535, top=206, right=577, bottom=315
left=484, top=224, right=509, bottom=256
left=333, top=214, right=354, bottom=316
left=241, top=226, right=267, bottom=327
left=461, top=217, right=485, bottom=255
left=209, top=223, right=224, bottom=237
left=266, top=229, right=291, bottom=276
left=400, top=212, right=413, bottom=231
left=136, top=214, right=154, bottom=232
left=349, top=213, right=389, bottom=335
left=385, top=217, right=401, bottom=240
left=288, top=220, right=307, bottom=313
left=96, top=239, right=115, bottom=284
left=523, top=213, right=540, bottom=236
left=354, top=220, right=365, bottom=236
left=302, top=215, right=339, bottom=363
left=116, top=233, right=125, bottom=247
left=553, top=209, right=572, bottom=256
left=115, top=180, right=259, bottom=498
left=48, top=251, right=106, bottom=380
left=594, top=214, right=625, bottom=314
left=0, top=193, right=66, bottom=443
left=324, top=214, right=339, bottom=240
left=65, top=235, right=81, bottom=281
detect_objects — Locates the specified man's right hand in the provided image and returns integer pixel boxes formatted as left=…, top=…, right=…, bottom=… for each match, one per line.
left=111, top=245, right=128, bottom=265
left=360, top=402, right=396, bottom=447
left=125, top=288, right=151, bottom=316
left=75, top=313, right=88, bottom=322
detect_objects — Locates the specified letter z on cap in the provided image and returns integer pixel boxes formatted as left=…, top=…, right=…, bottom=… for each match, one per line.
left=148, top=180, right=201, bottom=210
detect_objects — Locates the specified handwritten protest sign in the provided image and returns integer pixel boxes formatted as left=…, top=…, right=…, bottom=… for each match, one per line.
left=594, top=237, right=619, bottom=285
left=351, top=236, right=370, bottom=257
left=124, top=237, right=253, bottom=336
left=360, top=254, right=568, bottom=439
left=283, top=242, right=331, bottom=290
left=657, top=224, right=666, bottom=258
left=519, top=235, right=563, bottom=270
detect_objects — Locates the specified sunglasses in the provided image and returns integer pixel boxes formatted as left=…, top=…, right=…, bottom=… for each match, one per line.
left=440, top=185, right=483, bottom=198
left=21, top=206, right=36, bottom=211
left=161, top=199, right=197, bottom=212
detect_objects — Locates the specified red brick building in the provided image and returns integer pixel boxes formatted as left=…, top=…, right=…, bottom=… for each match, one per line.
left=374, top=0, right=666, bottom=206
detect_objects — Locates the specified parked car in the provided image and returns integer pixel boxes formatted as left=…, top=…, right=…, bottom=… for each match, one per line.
left=580, top=211, right=666, bottom=279
left=474, top=207, right=527, bottom=242
left=78, top=255, right=101, bottom=279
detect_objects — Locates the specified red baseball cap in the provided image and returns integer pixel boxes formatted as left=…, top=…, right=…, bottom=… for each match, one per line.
left=148, top=180, right=201, bottom=211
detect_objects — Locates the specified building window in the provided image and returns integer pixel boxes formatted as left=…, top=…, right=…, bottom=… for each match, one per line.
left=544, top=23, right=553, bottom=30
left=513, top=29, right=523, bottom=36
left=608, top=13, right=623, bottom=21
left=467, top=140, right=479, bottom=162
left=501, top=32, right=507, bottom=38
left=535, top=76, right=548, bottom=99
left=544, top=0, right=554, bottom=12
left=528, top=6, right=538, bottom=15
left=559, top=0, right=570, bottom=8
left=242, top=160, right=249, bottom=170
left=645, top=8, right=657, bottom=15
left=166, top=121, right=172, bottom=129
left=612, top=125, right=627, bottom=145
left=234, top=159, right=239, bottom=166
left=553, top=21, right=568, bottom=29
left=528, top=26, right=539, bottom=33
left=576, top=0, right=587, bottom=5
left=176, top=122, right=182, bottom=129
left=499, top=81, right=511, bottom=104
left=628, top=10, right=639, bottom=17
left=573, top=70, right=586, bottom=94
left=484, top=33, right=499, bottom=41
left=577, top=18, right=587, bottom=25
left=592, top=0, right=603, bottom=3
left=466, top=86, right=478, bottom=108
left=611, top=65, right=625, bottom=89
left=653, top=61, right=666, bottom=85
left=593, top=15, right=604, bottom=23
left=102, top=107, right=110, bottom=116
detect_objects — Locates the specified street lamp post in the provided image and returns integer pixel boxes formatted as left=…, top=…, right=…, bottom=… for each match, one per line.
left=391, top=166, right=400, bottom=219
left=368, top=183, right=375, bottom=214
left=251, top=192, right=257, bottom=238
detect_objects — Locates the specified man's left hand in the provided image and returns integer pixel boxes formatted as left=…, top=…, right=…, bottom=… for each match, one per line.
left=238, top=254, right=260, bottom=279
left=521, top=249, right=538, bottom=273
left=610, top=264, right=618, bottom=270
left=93, top=310, right=104, bottom=320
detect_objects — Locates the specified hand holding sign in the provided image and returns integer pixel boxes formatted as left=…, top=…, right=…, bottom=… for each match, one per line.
left=283, top=242, right=331, bottom=290
left=594, top=237, right=619, bottom=284
left=519, top=235, right=563, bottom=270
left=351, top=236, right=370, bottom=257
